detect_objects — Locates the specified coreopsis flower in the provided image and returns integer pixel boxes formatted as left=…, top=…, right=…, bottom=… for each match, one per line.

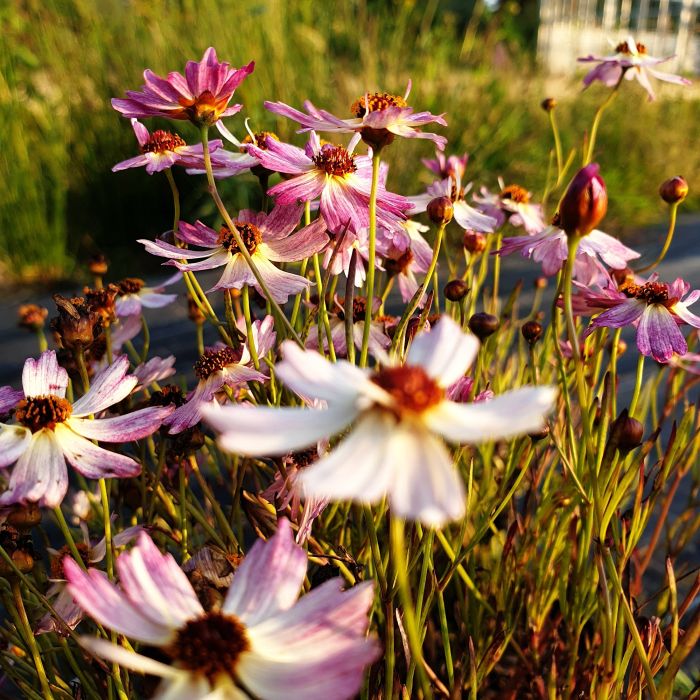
left=497, top=226, right=639, bottom=284
left=139, top=204, right=328, bottom=303
left=383, top=220, right=432, bottom=304
left=112, top=48, right=254, bottom=136
left=473, top=180, right=546, bottom=234
left=203, top=317, right=556, bottom=526
left=246, top=132, right=410, bottom=234
left=322, top=226, right=371, bottom=287
left=65, top=521, right=378, bottom=700
left=584, top=275, right=700, bottom=362
left=579, top=36, right=691, bottom=101
left=0, top=352, right=173, bottom=508
left=115, top=274, right=178, bottom=317
left=165, top=317, right=275, bottom=434
left=409, top=175, right=497, bottom=234
left=265, top=81, right=447, bottom=151
left=112, top=119, right=228, bottom=175
left=422, top=150, right=468, bottom=181
left=133, top=356, right=177, bottom=389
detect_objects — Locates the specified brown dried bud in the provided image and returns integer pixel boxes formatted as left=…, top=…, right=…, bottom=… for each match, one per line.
left=541, top=97, right=557, bottom=112
left=187, top=294, right=206, bottom=325
left=5, top=504, right=42, bottom=530
left=609, top=409, right=644, bottom=452
left=522, top=320, right=543, bottom=345
left=463, top=229, right=486, bottom=254
left=359, top=127, right=395, bottom=152
left=558, top=163, right=608, bottom=237
left=84, top=283, right=119, bottom=327
left=50, top=295, right=103, bottom=351
left=444, top=279, right=469, bottom=302
left=88, top=253, right=109, bottom=276
left=659, top=176, right=688, bottom=204
left=427, top=196, right=454, bottom=226
left=17, top=304, right=48, bottom=331
left=0, top=549, right=34, bottom=576
left=534, top=276, right=548, bottom=290
left=468, top=312, right=499, bottom=340
left=529, top=424, right=550, bottom=441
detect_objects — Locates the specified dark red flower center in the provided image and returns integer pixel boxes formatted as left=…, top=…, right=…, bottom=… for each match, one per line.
left=117, top=278, right=145, bottom=295
left=384, top=249, right=414, bottom=276
left=351, top=92, right=408, bottom=118
left=217, top=223, right=262, bottom=255
left=313, top=145, right=357, bottom=177
left=16, top=395, right=72, bottom=432
left=241, top=131, right=279, bottom=152
left=168, top=612, right=250, bottom=680
left=141, top=130, right=186, bottom=154
left=616, top=41, right=647, bottom=55
left=371, top=366, right=444, bottom=414
left=50, top=543, right=90, bottom=580
left=194, top=346, right=242, bottom=380
left=291, top=447, right=318, bottom=469
left=449, top=182, right=466, bottom=202
left=501, top=184, right=530, bottom=204
left=620, top=280, right=677, bottom=307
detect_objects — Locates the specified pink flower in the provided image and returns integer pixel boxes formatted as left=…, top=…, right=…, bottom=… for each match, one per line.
left=139, top=204, right=329, bottom=303
left=112, top=48, right=254, bottom=135
left=0, top=352, right=173, bottom=508
left=383, top=220, right=433, bottom=305
left=578, top=36, right=691, bottom=101
left=246, top=132, right=410, bottom=235
left=112, top=119, right=228, bottom=175
left=584, top=275, right=700, bottom=362
left=497, top=226, right=639, bottom=283
left=203, top=317, right=556, bottom=526
left=165, top=317, right=276, bottom=434
left=65, top=521, right=379, bottom=700
left=422, top=150, right=468, bottom=181
left=265, top=82, right=447, bottom=150
left=115, top=273, right=179, bottom=317
left=473, top=181, right=546, bottom=234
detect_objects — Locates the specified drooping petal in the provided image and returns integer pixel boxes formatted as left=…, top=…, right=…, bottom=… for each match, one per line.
left=222, top=519, right=306, bottom=627
left=68, top=405, right=173, bottom=443
left=407, top=316, right=480, bottom=386
left=424, top=387, right=557, bottom=444
left=0, top=425, right=31, bottom=468
left=202, top=404, right=354, bottom=456
left=55, top=425, right=141, bottom=479
left=22, top=351, right=69, bottom=398
left=65, top=560, right=176, bottom=644
left=260, top=218, right=329, bottom=262
left=636, top=305, right=687, bottom=362
left=0, top=430, right=68, bottom=507
left=71, top=356, right=137, bottom=417
left=78, top=637, right=181, bottom=677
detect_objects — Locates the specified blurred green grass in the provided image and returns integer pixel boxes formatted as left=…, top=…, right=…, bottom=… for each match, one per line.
left=1, top=0, right=698, bottom=281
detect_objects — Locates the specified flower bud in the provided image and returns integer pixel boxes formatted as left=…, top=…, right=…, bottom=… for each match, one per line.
left=606, top=337, right=627, bottom=355
left=468, top=312, right=499, bottom=340
left=541, top=97, right=557, bottom=112
left=5, top=504, right=42, bottom=530
left=17, top=304, right=48, bottom=332
left=444, top=279, right=469, bottom=302
left=529, top=424, right=550, bottom=441
left=534, top=276, right=548, bottom=290
left=557, top=163, right=608, bottom=237
left=659, top=176, right=688, bottom=204
left=427, top=197, right=453, bottom=226
left=88, top=253, right=109, bottom=276
left=609, top=409, right=644, bottom=452
left=463, top=229, right=486, bottom=254
left=50, top=295, right=103, bottom=351
left=522, top=320, right=543, bottom=345
left=187, top=294, right=206, bottom=325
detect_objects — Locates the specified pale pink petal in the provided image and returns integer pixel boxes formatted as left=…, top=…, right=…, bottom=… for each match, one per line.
left=637, top=305, right=686, bottom=362
left=0, top=430, right=68, bottom=507
left=71, top=356, right=137, bottom=417
left=407, top=316, right=479, bottom=386
left=139, top=238, right=217, bottom=260
left=0, top=386, right=23, bottom=413
left=260, top=218, right=329, bottom=262
left=22, top=351, right=69, bottom=398
left=424, top=387, right=557, bottom=444
left=139, top=292, right=178, bottom=309
left=248, top=255, right=313, bottom=303
left=67, top=405, right=173, bottom=442
left=223, top=519, right=305, bottom=627
left=0, top=425, right=31, bottom=468
left=55, top=424, right=141, bottom=479
left=78, top=637, right=181, bottom=677
left=257, top=203, right=304, bottom=240
left=202, top=403, right=354, bottom=456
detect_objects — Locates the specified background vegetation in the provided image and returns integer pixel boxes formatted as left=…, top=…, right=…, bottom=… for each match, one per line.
left=1, top=0, right=698, bottom=281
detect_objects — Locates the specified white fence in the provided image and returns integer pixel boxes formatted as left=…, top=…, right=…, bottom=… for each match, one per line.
left=537, top=0, right=699, bottom=74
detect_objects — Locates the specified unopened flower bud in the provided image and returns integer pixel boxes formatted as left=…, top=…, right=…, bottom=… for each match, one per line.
left=444, top=279, right=469, bottom=302
left=468, top=312, right=499, bottom=340
left=427, top=197, right=453, bottom=225
left=50, top=295, right=103, bottom=351
left=529, top=424, right=550, bottom=441
left=187, top=294, right=206, bottom=325
left=88, top=253, right=109, bottom=276
left=609, top=409, right=644, bottom=452
left=541, top=97, right=557, bottom=112
left=659, top=176, right=688, bottom=204
left=5, top=504, right=42, bottom=530
left=558, top=163, right=608, bottom=237
left=606, top=337, right=627, bottom=355
left=463, top=229, right=486, bottom=254
left=534, top=276, right=548, bottom=290
left=522, top=320, right=543, bottom=345
left=17, top=304, right=48, bottom=331
left=84, top=284, right=119, bottom=327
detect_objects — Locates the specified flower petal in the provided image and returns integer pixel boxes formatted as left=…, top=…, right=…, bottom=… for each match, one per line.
left=78, top=637, right=181, bottom=677
left=68, top=406, right=173, bottom=442
left=637, top=305, right=686, bottom=362
left=71, top=356, right=137, bottom=417
left=22, top=351, right=69, bottom=398
left=0, top=424, right=31, bottom=468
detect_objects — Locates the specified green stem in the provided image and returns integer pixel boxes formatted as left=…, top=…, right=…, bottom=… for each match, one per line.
left=164, top=168, right=181, bottom=234
left=359, top=152, right=382, bottom=367
left=549, top=109, right=564, bottom=184
left=585, top=78, right=622, bottom=165
left=635, top=202, right=679, bottom=274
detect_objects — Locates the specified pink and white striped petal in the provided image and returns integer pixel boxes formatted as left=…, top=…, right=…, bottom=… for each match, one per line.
left=67, top=405, right=173, bottom=442
left=71, top=356, right=137, bottom=417
left=22, top=351, right=69, bottom=399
